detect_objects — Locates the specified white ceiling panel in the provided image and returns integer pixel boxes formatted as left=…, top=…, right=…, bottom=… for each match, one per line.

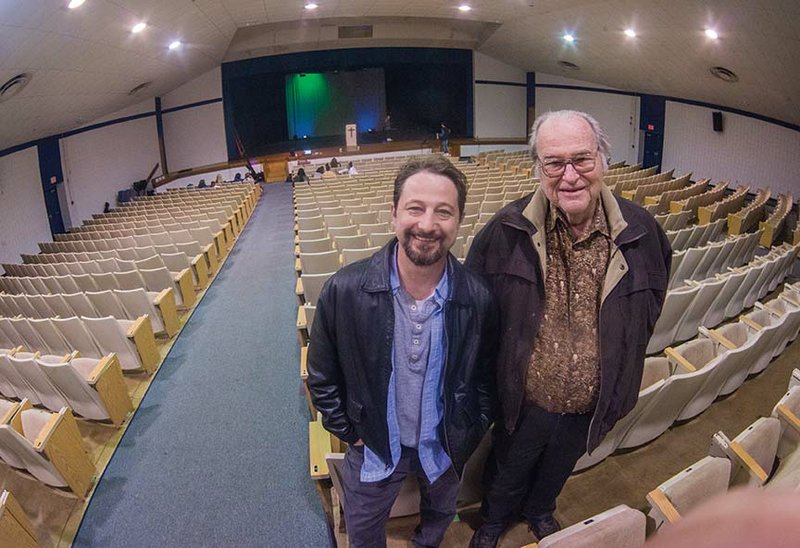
left=0, top=0, right=797, bottom=151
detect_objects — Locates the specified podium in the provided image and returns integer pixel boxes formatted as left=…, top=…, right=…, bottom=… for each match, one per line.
left=345, top=123, right=358, bottom=151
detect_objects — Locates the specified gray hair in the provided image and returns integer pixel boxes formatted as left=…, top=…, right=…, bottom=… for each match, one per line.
left=529, top=110, right=612, bottom=178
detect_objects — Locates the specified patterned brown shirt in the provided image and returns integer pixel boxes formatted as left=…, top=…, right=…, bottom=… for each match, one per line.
left=525, top=200, right=611, bottom=414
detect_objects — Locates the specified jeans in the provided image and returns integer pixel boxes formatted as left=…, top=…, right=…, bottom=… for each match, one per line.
left=342, top=445, right=459, bottom=547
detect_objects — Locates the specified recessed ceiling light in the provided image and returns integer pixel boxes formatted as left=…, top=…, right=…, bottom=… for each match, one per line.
left=705, top=28, right=719, bottom=40
left=624, top=29, right=636, bottom=38
left=563, top=34, right=575, bottom=43
left=68, top=0, right=86, bottom=8
left=304, top=2, right=318, bottom=9
left=169, top=40, right=181, bottom=50
left=458, top=4, right=472, bottom=11
left=132, top=22, right=147, bottom=34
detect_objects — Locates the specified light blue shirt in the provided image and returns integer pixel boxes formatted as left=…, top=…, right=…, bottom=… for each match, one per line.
left=360, top=244, right=452, bottom=483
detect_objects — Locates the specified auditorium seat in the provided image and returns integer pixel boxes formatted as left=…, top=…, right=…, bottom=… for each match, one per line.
left=300, top=251, right=341, bottom=275
left=740, top=309, right=785, bottom=375
left=574, top=357, right=671, bottom=471
left=710, top=417, right=780, bottom=487
left=342, top=246, right=380, bottom=266
left=115, top=288, right=177, bottom=337
left=27, top=318, right=72, bottom=356
left=37, top=353, right=132, bottom=426
left=332, top=234, right=369, bottom=253
left=51, top=316, right=104, bottom=360
left=675, top=277, right=725, bottom=341
left=647, top=285, right=699, bottom=354
left=0, top=400, right=95, bottom=496
left=298, top=237, right=334, bottom=255
left=531, top=505, right=646, bottom=548
left=7, top=352, right=70, bottom=412
left=769, top=385, right=800, bottom=489
left=82, top=315, right=159, bottom=373
left=646, top=456, right=731, bottom=530
left=665, top=339, right=725, bottom=421
left=617, top=358, right=708, bottom=450
left=298, top=273, right=333, bottom=307
left=706, top=323, right=760, bottom=396
left=86, top=290, right=128, bottom=319
left=368, top=232, right=395, bottom=247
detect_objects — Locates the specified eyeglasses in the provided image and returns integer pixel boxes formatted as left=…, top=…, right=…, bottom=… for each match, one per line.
left=537, top=151, right=598, bottom=177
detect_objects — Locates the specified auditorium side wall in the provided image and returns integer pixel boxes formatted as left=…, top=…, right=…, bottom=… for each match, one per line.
left=0, top=147, right=52, bottom=272
left=663, top=101, right=800, bottom=196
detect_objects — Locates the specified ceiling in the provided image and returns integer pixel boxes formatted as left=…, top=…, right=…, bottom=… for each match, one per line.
left=1, top=0, right=798, bottom=151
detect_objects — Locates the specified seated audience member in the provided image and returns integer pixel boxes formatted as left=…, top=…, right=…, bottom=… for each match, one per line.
left=316, top=165, right=326, bottom=174
left=348, top=162, right=358, bottom=176
left=330, top=157, right=340, bottom=168
left=646, top=488, right=800, bottom=548
left=244, top=172, right=254, bottom=182
left=197, top=179, right=207, bottom=189
left=103, top=202, right=111, bottom=213
left=294, top=168, right=308, bottom=183
left=233, top=172, right=242, bottom=181
left=322, top=164, right=336, bottom=179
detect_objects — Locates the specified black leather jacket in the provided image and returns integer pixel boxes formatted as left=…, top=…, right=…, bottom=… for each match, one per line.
left=307, top=241, right=497, bottom=474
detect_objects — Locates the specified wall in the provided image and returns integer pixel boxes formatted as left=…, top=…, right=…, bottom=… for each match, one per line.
left=663, top=101, right=800, bottom=195
left=534, top=74, right=641, bottom=166
left=60, top=98, right=160, bottom=226
left=162, top=67, right=227, bottom=173
left=473, top=52, right=527, bottom=141
left=0, top=147, right=52, bottom=271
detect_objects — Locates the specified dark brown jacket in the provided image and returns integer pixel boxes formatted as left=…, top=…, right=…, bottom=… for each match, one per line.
left=465, top=186, right=671, bottom=452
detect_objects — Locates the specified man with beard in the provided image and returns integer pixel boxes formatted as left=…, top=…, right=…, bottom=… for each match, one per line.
left=308, top=156, right=497, bottom=547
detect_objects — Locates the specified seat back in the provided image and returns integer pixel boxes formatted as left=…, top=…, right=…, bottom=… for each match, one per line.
left=86, top=290, right=128, bottom=319
left=7, top=353, right=69, bottom=412
left=27, top=318, right=71, bottom=356
left=51, top=317, right=103, bottom=359
left=114, top=289, right=164, bottom=333
left=62, top=293, right=98, bottom=318
left=37, top=357, right=109, bottom=421
left=539, top=505, right=646, bottom=548
left=81, top=316, right=140, bottom=370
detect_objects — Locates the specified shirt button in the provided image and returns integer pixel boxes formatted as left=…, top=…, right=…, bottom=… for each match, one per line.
left=413, top=339, right=419, bottom=345
left=619, top=264, right=625, bottom=270
left=411, top=305, right=417, bottom=311
left=411, top=354, right=418, bottom=361
left=415, top=324, right=421, bottom=330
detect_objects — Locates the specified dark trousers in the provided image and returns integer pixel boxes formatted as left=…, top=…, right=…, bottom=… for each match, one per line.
left=480, top=402, right=592, bottom=526
left=342, top=445, right=460, bottom=548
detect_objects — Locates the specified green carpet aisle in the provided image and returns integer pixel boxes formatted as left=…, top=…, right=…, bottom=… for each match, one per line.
left=74, top=183, right=332, bottom=547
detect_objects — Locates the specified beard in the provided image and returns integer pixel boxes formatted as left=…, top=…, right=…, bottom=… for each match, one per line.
left=401, top=228, right=448, bottom=266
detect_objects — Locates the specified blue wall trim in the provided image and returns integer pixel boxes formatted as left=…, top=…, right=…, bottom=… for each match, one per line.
left=475, top=79, right=527, bottom=87
left=162, top=97, right=223, bottom=115
left=0, top=98, right=223, bottom=159
left=534, top=83, right=799, bottom=133
left=36, top=138, right=66, bottom=235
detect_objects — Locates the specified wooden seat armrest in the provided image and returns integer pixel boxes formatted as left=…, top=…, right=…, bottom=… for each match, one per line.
left=153, top=288, right=171, bottom=306
left=126, top=315, right=159, bottom=373
left=740, top=315, right=763, bottom=331
left=8, top=400, right=33, bottom=434
left=126, top=315, right=149, bottom=338
left=647, top=488, right=681, bottom=523
left=728, top=440, right=769, bottom=484
left=780, top=293, right=800, bottom=307
left=87, top=354, right=116, bottom=384
left=309, top=420, right=332, bottom=480
left=297, top=306, right=307, bottom=329
left=300, top=345, right=309, bottom=380
left=296, top=277, right=304, bottom=296
left=665, top=347, right=697, bottom=372
left=776, top=404, right=800, bottom=434
left=1, top=490, right=38, bottom=545
left=32, top=408, right=96, bottom=496
left=699, top=327, right=738, bottom=350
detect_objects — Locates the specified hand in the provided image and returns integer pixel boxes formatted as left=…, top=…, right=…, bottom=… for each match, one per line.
left=353, top=439, right=364, bottom=447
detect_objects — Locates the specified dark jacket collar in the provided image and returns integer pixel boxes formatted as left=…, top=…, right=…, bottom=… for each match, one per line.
left=499, top=188, right=648, bottom=247
left=360, top=239, right=471, bottom=305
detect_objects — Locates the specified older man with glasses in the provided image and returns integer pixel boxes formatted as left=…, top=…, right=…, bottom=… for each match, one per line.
left=466, top=110, right=671, bottom=547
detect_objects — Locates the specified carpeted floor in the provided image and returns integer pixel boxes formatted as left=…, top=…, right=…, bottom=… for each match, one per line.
left=74, top=183, right=331, bottom=547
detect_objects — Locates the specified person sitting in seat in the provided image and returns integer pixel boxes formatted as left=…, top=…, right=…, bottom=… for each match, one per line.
left=330, top=157, right=340, bottom=168
left=322, top=164, right=336, bottom=179
left=197, top=179, right=207, bottom=189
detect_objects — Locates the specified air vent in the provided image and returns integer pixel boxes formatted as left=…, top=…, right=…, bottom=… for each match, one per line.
left=558, top=61, right=580, bottom=71
left=0, top=73, right=32, bottom=103
left=338, top=25, right=373, bottom=39
left=710, top=66, right=738, bottom=83
left=128, top=81, right=152, bottom=96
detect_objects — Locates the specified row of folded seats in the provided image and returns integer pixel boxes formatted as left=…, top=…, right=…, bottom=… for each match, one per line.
left=650, top=242, right=797, bottom=353
left=667, top=227, right=760, bottom=289
left=0, top=260, right=195, bottom=309
left=576, top=280, right=800, bottom=471
left=0, top=184, right=260, bottom=504
left=644, top=368, right=800, bottom=532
